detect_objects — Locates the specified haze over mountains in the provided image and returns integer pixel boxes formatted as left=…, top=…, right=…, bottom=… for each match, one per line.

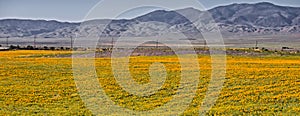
left=0, top=2, right=300, bottom=38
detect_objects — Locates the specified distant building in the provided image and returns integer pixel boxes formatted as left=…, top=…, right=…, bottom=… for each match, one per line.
left=282, top=47, right=298, bottom=54
left=0, top=47, right=10, bottom=51
left=254, top=48, right=261, bottom=52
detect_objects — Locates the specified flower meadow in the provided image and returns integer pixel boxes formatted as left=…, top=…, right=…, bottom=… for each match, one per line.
left=0, top=50, right=299, bottom=115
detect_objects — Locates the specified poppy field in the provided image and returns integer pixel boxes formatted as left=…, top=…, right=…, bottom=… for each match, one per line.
left=0, top=50, right=299, bottom=115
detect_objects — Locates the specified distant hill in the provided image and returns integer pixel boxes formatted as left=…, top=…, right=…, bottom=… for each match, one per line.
left=0, top=2, right=300, bottom=38
left=210, top=2, right=300, bottom=27
left=0, top=19, right=79, bottom=38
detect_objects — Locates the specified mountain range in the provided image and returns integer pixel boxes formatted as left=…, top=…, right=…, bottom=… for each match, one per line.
left=0, top=2, right=300, bottom=38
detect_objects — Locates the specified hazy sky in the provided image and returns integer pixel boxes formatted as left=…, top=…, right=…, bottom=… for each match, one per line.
left=0, top=0, right=299, bottom=22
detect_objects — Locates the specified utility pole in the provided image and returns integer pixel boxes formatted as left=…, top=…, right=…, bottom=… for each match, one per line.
left=203, top=40, right=207, bottom=49
left=156, top=39, right=158, bottom=49
left=111, top=37, right=114, bottom=49
left=70, top=36, right=73, bottom=50
left=255, top=40, right=258, bottom=48
left=98, top=34, right=101, bottom=49
left=6, top=36, right=9, bottom=47
left=34, top=36, right=36, bottom=49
